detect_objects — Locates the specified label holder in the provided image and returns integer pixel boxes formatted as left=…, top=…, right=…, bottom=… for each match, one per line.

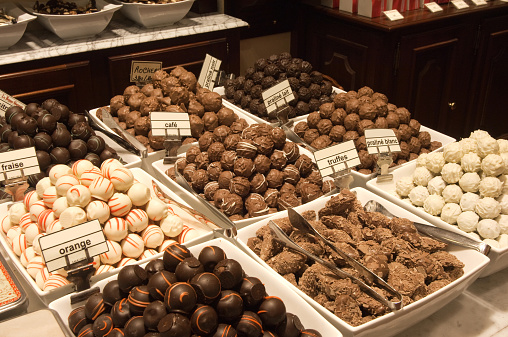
left=376, top=151, right=394, bottom=183
left=163, top=128, right=183, bottom=165
left=3, top=168, right=29, bottom=204
left=329, top=161, right=354, bottom=193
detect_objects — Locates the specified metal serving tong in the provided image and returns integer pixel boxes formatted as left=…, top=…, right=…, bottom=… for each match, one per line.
left=363, top=200, right=491, bottom=256
left=174, top=170, right=238, bottom=239
left=268, top=105, right=317, bottom=152
left=270, top=210, right=403, bottom=311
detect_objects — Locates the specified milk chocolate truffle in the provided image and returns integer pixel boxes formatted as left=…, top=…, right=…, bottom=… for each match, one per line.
left=252, top=136, right=274, bottom=156
left=217, top=107, right=236, bottom=127
left=199, top=131, right=214, bottom=152
left=329, top=125, right=346, bottom=142
left=221, top=193, right=244, bottom=216
left=300, top=183, right=323, bottom=203
left=306, top=112, right=321, bottom=129
left=204, top=181, right=219, bottom=200
left=237, top=139, right=258, bottom=159
left=295, top=154, right=314, bottom=176
left=71, top=122, right=93, bottom=142
left=343, top=130, right=359, bottom=142
left=195, top=152, right=209, bottom=170
left=205, top=161, right=222, bottom=181
left=191, top=169, right=208, bottom=192
left=344, top=113, right=360, bottom=131
left=224, top=134, right=241, bottom=151
left=374, top=117, right=388, bottom=129
left=207, top=142, right=226, bottom=162
left=134, top=116, right=150, bottom=136
left=280, top=182, right=296, bottom=195
left=250, top=173, right=268, bottom=194
left=190, top=272, right=221, bottom=304
left=218, top=171, right=234, bottom=189
left=283, top=165, right=301, bottom=185
left=229, top=176, right=251, bottom=197
left=213, top=189, right=230, bottom=207
left=419, top=131, right=431, bottom=147
left=386, top=112, right=400, bottom=128
left=240, top=276, right=266, bottom=309
left=245, top=193, right=269, bottom=217
left=220, top=151, right=237, bottom=171
left=408, top=137, right=422, bottom=153
left=189, top=115, right=204, bottom=138
left=409, top=119, right=421, bottom=135
left=316, top=119, right=333, bottom=136
left=157, top=313, right=191, bottom=337
left=395, top=107, right=411, bottom=124
left=118, top=265, right=148, bottom=293
left=264, top=189, right=279, bottom=208
left=237, top=311, right=263, bottom=337
left=213, top=125, right=231, bottom=143
left=303, top=129, right=320, bottom=145
left=358, top=119, right=375, bottom=136
left=230, top=119, right=249, bottom=134
left=165, top=282, right=197, bottom=314
left=283, top=142, right=300, bottom=163
left=311, top=135, right=332, bottom=150
left=125, top=111, right=141, bottom=129
left=186, top=146, right=201, bottom=164
left=294, top=121, right=309, bottom=138
left=201, top=92, right=222, bottom=112
left=234, top=157, right=255, bottom=178
left=266, top=169, right=284, bottom=188
left=217, top=290, right=243, bottom=322
left=69, top=139, right=88, bottom=160
left=87, top=135, right=106, bottom=154
left=278, top=192, right=301, bottom=210
left=398, top=124, right=412, bottom=141
left=269, top=150, right=287, bottom=170
left=50, top=147, right=70, bottom=164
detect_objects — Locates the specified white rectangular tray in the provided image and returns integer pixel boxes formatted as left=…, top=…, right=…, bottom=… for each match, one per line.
left=366, top=160, right=508, bottom=277
left=235, top=187, right=490, bottom=337
left=48, top=237, right=343, bottom=337
left=0, top=168, right=213, bottom=304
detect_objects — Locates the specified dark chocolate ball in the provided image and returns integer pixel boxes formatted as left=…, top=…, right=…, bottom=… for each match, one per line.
left=85, top=152, right=101, bottom=167
left=13, top=134, right=35, bottom=149
left=175, top=257, right=205, bottom=283
left=84, top=292, right=107, bottom=320
left=103, top=280, right=126, bottom=307
left=17, top=116, right=38, bottom=137
left=108, top=328, right=126, bottom=337
left=163, top=243, right=192, bottom=272
left=213, top=259, right=244, bottom=290
left=145, top=259, right=166, bottom=278
left=143, top=300, right=167, bottom=331
left=36, top=150, right=52, bottom=171
left=190, top=272, right=221, bottom=304
left=240, top=277, right=266, bottom=309
left=190, top=305, right=218, bottom=336
left=34, top=132, right=53, bottom=151
left=276, top=313, right=304, bottom=337
left=124, top=316, right=146, bottom=337
left=8, top=111, right=26, bottom=130
left=148, top=270, right=177, bottom=301
left=41, top=98, right=59, bottom=111
left=128, top=285, right=151, bottom=316
left=37, top=113, right=57, bottom=134
left=164, top=282, right=197, bottom=314
left=0, top=124, right=12, bottom=143
left=68, top=113, right=87, bottom=128
left=5, top=106, right=24, bottom=124
left=216, top=290, right=243, bottom=322
left=68, top=139, right=88, bottom=160
left=198, top=246, right=226, bottom=272
left=300, top=329, right=323, bottom=337
left=258, top=296, right=286, bottom=327
left=68, top=306, right=89, bottom=335
left=87, top=135, right=106, bottom=154
left=111, top=298, right=132, bottom=327
left=92, top=313, right=114, bottom=337
left=24, top=103, right=40, bottom=116
left=236, top=311, right=263, bottom=337
left=50, top=147, right=70, bottom=164
left=71, top=121, right=93, bottom=141
left=51, top=123, right=72, bottom=147
left=100, top=147, right=117, bottom=162
left=50, top=103, right=70, bottom=122
left=78, top=324, right=94, bottom=337
left=212, top=324, right=237, bottom=337
left=157, top=313, right=191, bottom=337
left=118, top=265, right=148, bottom=293
left=7, top=130, right=18, bottom=148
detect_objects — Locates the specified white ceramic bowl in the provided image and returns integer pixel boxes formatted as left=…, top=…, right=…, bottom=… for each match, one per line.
left=0, top=4, right=36, bottom=50
left=115, top=0, right=194, bottom=28
left=235, top=187, right=490, bottom=337
left=18, top=0, right=121, bottom=40
left=0, top=168, right=214, bottom=304
left=48, top=237, right=342, bottom=337
left=366, top=159, right=508, bottom=277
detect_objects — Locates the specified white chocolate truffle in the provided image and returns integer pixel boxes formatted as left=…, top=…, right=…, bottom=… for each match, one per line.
left=440, top=203, right=462, bottom=224
left=12, top=233, right=28, bottom=256
left=443, top=142, right=462, bottom=163
left=159, top=239, right=178, bottom=253
left=500, top=153, right=508, bottom=175
left=442, top=184, right=463, bottom=203
left=427, top=176, right=447, bottom=195
left=6, top=226, right=22, bottom=246
left=46, top=219, right=62, bottom=233
left=498, top=139, right=508, bottom=153
left=477, top=219, right=501, bottom=239
left=121, top=233, right=145, bottom=259
left=141, top=224, right=164, bottom=248
left=89, top=177, right=115, bottom=201
left=80, top=167, right=103, bottom=187
left=413, top=166, right=434, bottom=186
left=479, top=177, right=503, bottom=198
left=475, top=197, right=501, bottom=219
left=108, top=193, right=132, bottom=217
left=178, top=226, right=201, bottom=243
left=395, top=176, right=414, bottom=197
left=95, top=265, right=115, bottom=276
left=103, top=217, right=128, bottom=242
left=459, top=172, right=481, bottom=193
left=496, top=214, right=508, bottom=234
left=477, top=136, right=499, bottom=158
left=52, top=197, right=68, bottom=218
left=24, top=223, right=40, bottom=244
left=86, top=200, right=111, bottom=224
left=42, top=186, right=58, bottom=208
left=100, top=158, right=123, bottom=179
left=37, top=209, right=56, bottom=232
left=483, top=238, right=500, bottom=249
left=441, top=163, right=463, bottom=184
left=127, top=183, right=151, bottom=206
left=66, top=185, right=92, bottom=208
left=125, top=209, right=149, bottom=232
left=72, top=159, right=94, bottom=178
left=9, top=202, right=26, bottom=225
left=30, top=200, right=47, bottom=223
left=110, top=168, right=134, bottom=192
left=416, top=153, right=429, bottom=167
left=409, top=185, right=430, bottom=207
left=160, top=214, right=184, bottom=237
left=23, top=190, right=41, bottom=210
left=425, top=152, right=446, bottom=174
left=32, top=233, right=45, bottom=255
left=48, top=164, right=72, bottom=184
left=459, top=137, right=478, bottom=154
left=117, top=258, right=137, bottom=267
left=44, top=274, right=70, bottom=291
left=498, top=234, right=508, bottom=248
left=26, top=256, right=45, bottom=279
left=499, top=193, right=508, bottom=216
left=35, top=267, right=50, bottom=290
left=20, top=246, right=36, bottom=267
left=1, top=215, right=12, bottom=233
left=457, top=211, right=479, bottom=232
left=470, top=130, right=491, bottom=140
left=55, top=174, right=80, bottom=196
left=482, top=154, right=505, bottom=177
left=145, top=198, right=169, bottom=221
left=139, top=249, right=158, bottom=260
left=59, top=206, right=87, bottom=228
left=100, top=240, right=122, bottom=265
left=461, top=152, right=481, bottom=173
left=35, top=177, right=52, bottom=198
left=19, top=213, right=32, bottom=232
left=423, top=195, right=446, bottom=216
left=500, top=175, right=508, bottom=195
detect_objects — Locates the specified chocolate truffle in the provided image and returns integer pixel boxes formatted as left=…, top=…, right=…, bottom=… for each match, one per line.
left=87, top=135, right=106, bottom=154
left=85, top=153, right=101, bottom=167
left=264, top=189, right=280, bottom=208
left=419, top=131, right=431, bottom=148
left=203, top=112, right=219, bottom=132
left=303, top=129, right=320, bottom=145
left=278, top=192, right=301, bottom=210
left=71, top=122, right=93, bottom=142
left=157, top=313, right=191, bottom=337
left=270, top=150, right=288, bottom=170
left=386, top=112, right=400, bottom=128
left=254, top=154, right=271, bottom=175
left=253, top=136, right=274, bottom=156
left=250, top=173, right=268, bottom=194
left=103, top=280, right=126, bottom=307
left=50, top=103, right=70, bottom=123
left=240, top=277, right=266, bottom=309
left=195, top=152, right=209, bottom=170
left=213, top=324, right=237, bottom=337
left=148, top=270, right=177, bottom=301
left=374, top=117, right=388, bottom=129
left=164, top=282, right=197, bottom=314
left=190, top=305, right=218, bottom=336
left=234, top=157, right=255, bottom=178
left=258, top=296, right=286, bottom=327
left=92, top=313, right=114, bottom=337
left=295, top=154, right=314, bottom=176
left=311, top=135, right=332, bottom=150
left=213, top=259, right=244, bottom=289
left=85, top=292, right=107, bottom=320
left=270, top=127, right=286, bottom=149
left=277, top=313, right=304, bottom=337
left=68, top=139, right=88, bottom=160
left=293, top=122, right=309, bottom=138
left=283, top=142, right=300, bottom=163
left=198, top=246, right=226, bottom=272
left=189, top=115, right=204, bottom=138
left=134, top=116, right=150, bottom=136
left=220, top=151, right=237, bottom=171
left=237, top=139, right=258, bottom=159
left=16, top=115, right=37, bottom=137
left=343, top=130, right=359, bottom=142
left=128, top=285, right=151, bottom=316
left=237, top=311, right=263, bottom=337
left=51, top=123, right=72, bottom=147
left=100, top=147, right=117, bottom=162
left=300, top=183, right=323, bottom=203
left=213, top=125, right=231, bottom=143
left=229, top=176, right=251, bottom=197
left=191, top=169, right=208, bottom=192
left=306, top=112, right=321, bottom=129
left=198, top=132, right=214, bottom=152
left=111, top=298, right=132, bottom=328
left=245, top=193, right=269, bottom=217
left=283, top=165, right=301, bottom=185
left=217, top=290, right=244, bottom=323
left=280, top=182, right=296, bottom=195
left=50, top=147, right=70, bottom=164
left=68, top=307, right=89, bottom=335
left=143, top=300, right=167, bottom=331
left=163, top=243, right=192, bottom=272
left=175, top=257, right=204, bottom=282
left=213, top=189, right=230, bottom=208
left=206, top=161, right=222, bottom=181
left=118, top=265, right=148, bottom=293
left=190, top=272, right=221, bottom=304
left=186, top=146, right=201, bottom=164
left=217, top=107, right=236, bottom=126
left=207, top=142, right=226, bottom=163
left=266, top=169, right=284, bottom=188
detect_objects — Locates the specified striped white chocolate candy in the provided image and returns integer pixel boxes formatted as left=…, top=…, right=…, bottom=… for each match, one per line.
left=86, top=200, right=110, bottom=224
left=139, top=249, right=157, bottom=260
left=43, top=274, right=70, bottom=291
left=160, top=214, right=183, bottom=237
left=100, top=158, right=123, bottom=179
left=145, top=198, right=168, bottom=222
left=30, top=200, right=47, bottom=222
left=24, top=223, right=40, bottom=243
left=23, top=190, right=41, bottom=210
left=9, top=202, right=26, bottom=224
left=94, top=264, right=115, bottom=276
left=1, top=215, right=12, bottom=233
left=127, top=183, right=151, bottom=206
left=19, top=213, right=32, bottom=231
left=89, top=176, right=114, bottom=201
left=80, top=167, right=103, bottom=187
left=35, top=267, right=50, bottom=290
left=72, top=159, right=94, bottom=178
left=103, top=217, right=128, bottom=242
left=100, top=240, right=122, bottom=265
left=121, top=233, right=144, bottom=259
left=178, top=225, right=201, bottom=244
left=117, top=257, right=136, bottom=267
left=59, top=207, right=87, bottom=229
left=66, top=185, right=91, bottom=208
left=35, top=177, right=52, bottom=198
left=52, top=197, right=68, bottom=218
left=158, top=239, right=177, bottom=253
left=12, top=233, right=28, bottom=256
left=46, top=219, right=63, bottom=233
left=125, top=209, right=149, bottom=233
left=20, top=246, right=36, bottom=267
left=32, top=233, right=45, bottom=255
left=110, top=167, right=134, bottom=192
left=108, top=193, right=132, bottom=217
left=6, top=226, right=22, bottom=245
left=55, top=174, right=80, bottom=196
left=27, top=255, right=45, bottom=279
left=141, top=224, right=164, bottom=249
left=48, top=164, right=72, bottom=184
left=42, top=186, right=58, bottom=208
left=37, top=209, right=57, bottom=232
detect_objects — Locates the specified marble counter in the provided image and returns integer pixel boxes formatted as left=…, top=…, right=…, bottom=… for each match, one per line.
left=0, top=11, right=248, bottom=66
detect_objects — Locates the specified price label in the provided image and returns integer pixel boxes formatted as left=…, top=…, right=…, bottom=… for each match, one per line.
left=0, top=90, right=25, bottom=116
left=424, top=2, right=444, bottom=12
left=313, top=140, right=361, bottom=177
left=383, top=9, right=404, bottom=21
left=451, top=0, right=469, bottom=9
left=471, top=0, right=487, bottom=5
left=198, top=54, right=222, bottom=91
left=150, top=112, right=191, bottom=137
left=130, top=61, right=162, bottom=84
left=365, top=129, right=401, bottom=155
left=0, top=147, right=40, bottom=181
left=39, top=220, right=108, bottom=273
left=261, top=80, right=295, bottom=115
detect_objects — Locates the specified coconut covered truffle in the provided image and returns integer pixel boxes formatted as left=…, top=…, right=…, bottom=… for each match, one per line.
left=423, top=195, right=445, bottom=216
left=412, top=166, right=434, bottom=186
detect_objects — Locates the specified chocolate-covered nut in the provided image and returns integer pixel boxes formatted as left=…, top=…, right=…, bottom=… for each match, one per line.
left=87, top=135, right=106, bottom=154
left=190, top=272, right=221, bottom=304
left=175, top=257, right=204, bottom=283
left=163, top=243, right=192, bottom=272
left=157, top=313, right=191, bottom=337
left=240, top=277, right=266, bottom=309
left=50, top=147, right=70, bottom=164
left=164, top=282, right=197, bottom=314
left=213, top=259, right=244, bottom=289
left=128, top=285, right=151, bottom=316
left=37, top=113, right=57, bottom=134
left=118, top=265, right=148, bottom=293
left=198, top=246, right=226, bottom=272
left=258, top=296, right=286, bottom=327
left=68, top=139, right=88, bottom=160
left=148, top=270, right=177, bottom=301
left=143, top=300, right=167, bottom=331
left=237, top=311, right=263, bottom=337
left=190, top=305, right=218, bottom=336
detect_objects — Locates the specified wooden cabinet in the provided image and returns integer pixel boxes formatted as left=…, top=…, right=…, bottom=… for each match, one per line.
left=292, top=1, right=508, bottom=139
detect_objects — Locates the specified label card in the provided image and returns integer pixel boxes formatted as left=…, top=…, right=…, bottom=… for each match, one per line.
left=0, top=147, right=40, bottom=181
left=261, top=80, right=295, bottom=115
left=0, top=90, right=25, bottom=116
left=130, top=61, right=162, bottom=84
left=471, top=0, right=487, bottom=5
left=451, top=0, right=469, bottom=8
left=39, top=220, right=108, bottom=273
left=424, top=2, right=444, bottom=12
left=365, top=129, right=401, bottom=155
left=383, top=9, right=404, bottom=21
left=313, top=140, right=361, bottom=177
left=150, top=112, right=191, bottom=137
left=198, top=54, right=222, bottom=91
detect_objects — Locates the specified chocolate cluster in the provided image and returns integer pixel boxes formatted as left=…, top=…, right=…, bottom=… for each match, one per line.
left=33, top=0, right=99, bottom=14
left=166, top=123, right=331, bottom=221
left=223, top=52, right=336, bottom=122
left=99, top=66, right=244, bottom=153
left=247, top=189, right=465, bottom=326
left=1, top=99, right=117, bottom=186
left=68, top=243, right=323, bottom=337
left=293, top=87, right=443, bottom=174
